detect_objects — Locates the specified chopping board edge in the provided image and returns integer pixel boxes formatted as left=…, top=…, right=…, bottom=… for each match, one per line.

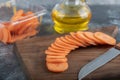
left=14, top=26, right=119, bottom=80
left=13, top=44, right=32, bottom=80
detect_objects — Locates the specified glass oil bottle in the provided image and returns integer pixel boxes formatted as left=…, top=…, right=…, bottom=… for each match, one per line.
left=51, top=0, right=92, bottom=34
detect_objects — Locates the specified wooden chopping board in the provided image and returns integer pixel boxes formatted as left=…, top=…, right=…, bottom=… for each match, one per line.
left=14, top=26, right=120, bottom=80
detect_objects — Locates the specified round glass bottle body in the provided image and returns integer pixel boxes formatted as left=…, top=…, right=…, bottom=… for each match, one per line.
left=52, top=0, right=92, bottom=34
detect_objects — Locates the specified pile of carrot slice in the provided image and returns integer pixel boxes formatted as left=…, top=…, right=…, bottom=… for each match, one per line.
left=0, top=9, right=39, bottom=44
left=45, top=31, right=116, bottom=72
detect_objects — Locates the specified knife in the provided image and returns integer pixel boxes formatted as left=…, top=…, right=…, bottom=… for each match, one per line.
left=78, top=43, right=120, bottom=80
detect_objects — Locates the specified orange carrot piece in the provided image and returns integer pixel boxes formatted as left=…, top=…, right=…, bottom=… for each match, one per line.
left=54, top=41, right=76, bottom=52
left=59, top=37, right=79, bottom=50
left=1, top=28, right=9, bottom=44
left=55, top=37, right=79, bottom=50
left=25, top=11, right=39, bottom=29
left=83, top=32, right=105, bottom=44
left=65, top=35, right=86, bottom=47
left=94, top=32, right=116, bottom=45
left=10, top=33, right=28, bottom=43
left=50, top=43, right=68, bottom=51
left=27, top=29, right=38, bottom=37
left=70, top=32, right=87, bottom=47
left=77, top=31, right=97, bottom=45
left=48, top=47, right=69, bottom=53
left=60, top=36, right=77, bottom=46
left=46, top=55, right=66, bottom=59
left=45, top=50, right=68, bottom=56
left=46, top=58, right=67, bottom=63
left=6, top=29, right=12, bottom=43
left=46, top=62, right=68, bottom=72
left=3, top=22, right=14, bottom=31
left=18, top=23, right=32, bottom=35
left=11, top=9, right=24, bottom=21
left=0, top=27, right=3, bottom=41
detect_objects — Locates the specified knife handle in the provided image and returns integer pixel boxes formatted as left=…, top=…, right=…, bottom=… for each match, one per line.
left=115, top=43, right=120, bottom=50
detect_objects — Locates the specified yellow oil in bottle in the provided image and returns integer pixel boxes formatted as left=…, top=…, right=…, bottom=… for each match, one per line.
left=51, top=0, right=92, bottom=34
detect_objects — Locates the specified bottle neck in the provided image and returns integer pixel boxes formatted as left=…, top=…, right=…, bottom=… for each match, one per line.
left=64, top=0, right=85, bottom=5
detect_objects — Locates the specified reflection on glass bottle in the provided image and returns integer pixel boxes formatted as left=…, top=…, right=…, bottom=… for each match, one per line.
left=51, top=0, right=92, bottom=34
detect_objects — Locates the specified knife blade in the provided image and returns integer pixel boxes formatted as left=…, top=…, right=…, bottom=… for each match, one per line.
left=78, top=47, right=120, bottom=80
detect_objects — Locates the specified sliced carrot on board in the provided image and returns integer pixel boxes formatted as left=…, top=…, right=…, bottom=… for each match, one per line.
left=46, top=55, right=66, bottom=59
left=48, top=47, right=69, bottom=53
left=55, top=37, right=79, bottom=50
left=45, top=50, right=68, bottom=56
left=54, top=41, right=72, bottom=51
left=64, top=35, right=79, bottom=46
left=94, top=32, right=116, bottom=45
left=60, top=37, right=79, bottom=48
left=46, top=62, right=68, bottom=72
left=50, top=43, right=69, bottom=51
left=83, top=32, right=105, bottom=44
left=59, top=37, right=79, bottom=50
left=77, top=31, right=97, bottom=45
left=70, top=32, right=87, bottom=47
left=54, top=41, right=78, bottom=53
left=65, top=35, right=86, bottom=47
left=46, top=58, right=67, bottom=63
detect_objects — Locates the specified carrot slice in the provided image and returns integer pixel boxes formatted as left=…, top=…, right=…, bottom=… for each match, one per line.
left=83, top=32, right=105, bottom=44
left=18, top=22, right=32, bottom=35
left=4, top=23, right=14, bottom=31
left=0, top=28, right=3, bottom=41
left=54, top=41, right=73, bottom=51
left=50, top=43, right=69, bottom=51
left=64, top=35, right=78, bottom=46
left=10, top=33, right=29, bottom=43
left=55, top=37, right=79, bottom=50
left=1, top=28, right=9, bottom=44
left=60, top=37, right=79, bottom=50
left=54, top=41, right=78, bottom=53
left=11, top=10, right=24, bottom=21
left=65, top=35, right=86, bottom=47
left=25, top=11, right=39, bottom=29
left=59, top=37, right=79, bottom=50
left=70, top=32, right=87, bottom=47
left=46, top=62, right=68, bottom=72
left=46, top=55, right=66, bottom=59
left=6, top=29, right=12, bottom=43
left=48, top=47, right=69, bottom=53
left=46, top=58, right=67, bottom=63
left=94, top=32, right=116, bottom=45
left=77, top=31, right=97, bottom=45
left=45, top=50, right=68, bottom=56
left=27, top=29, right=38, bottom=37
